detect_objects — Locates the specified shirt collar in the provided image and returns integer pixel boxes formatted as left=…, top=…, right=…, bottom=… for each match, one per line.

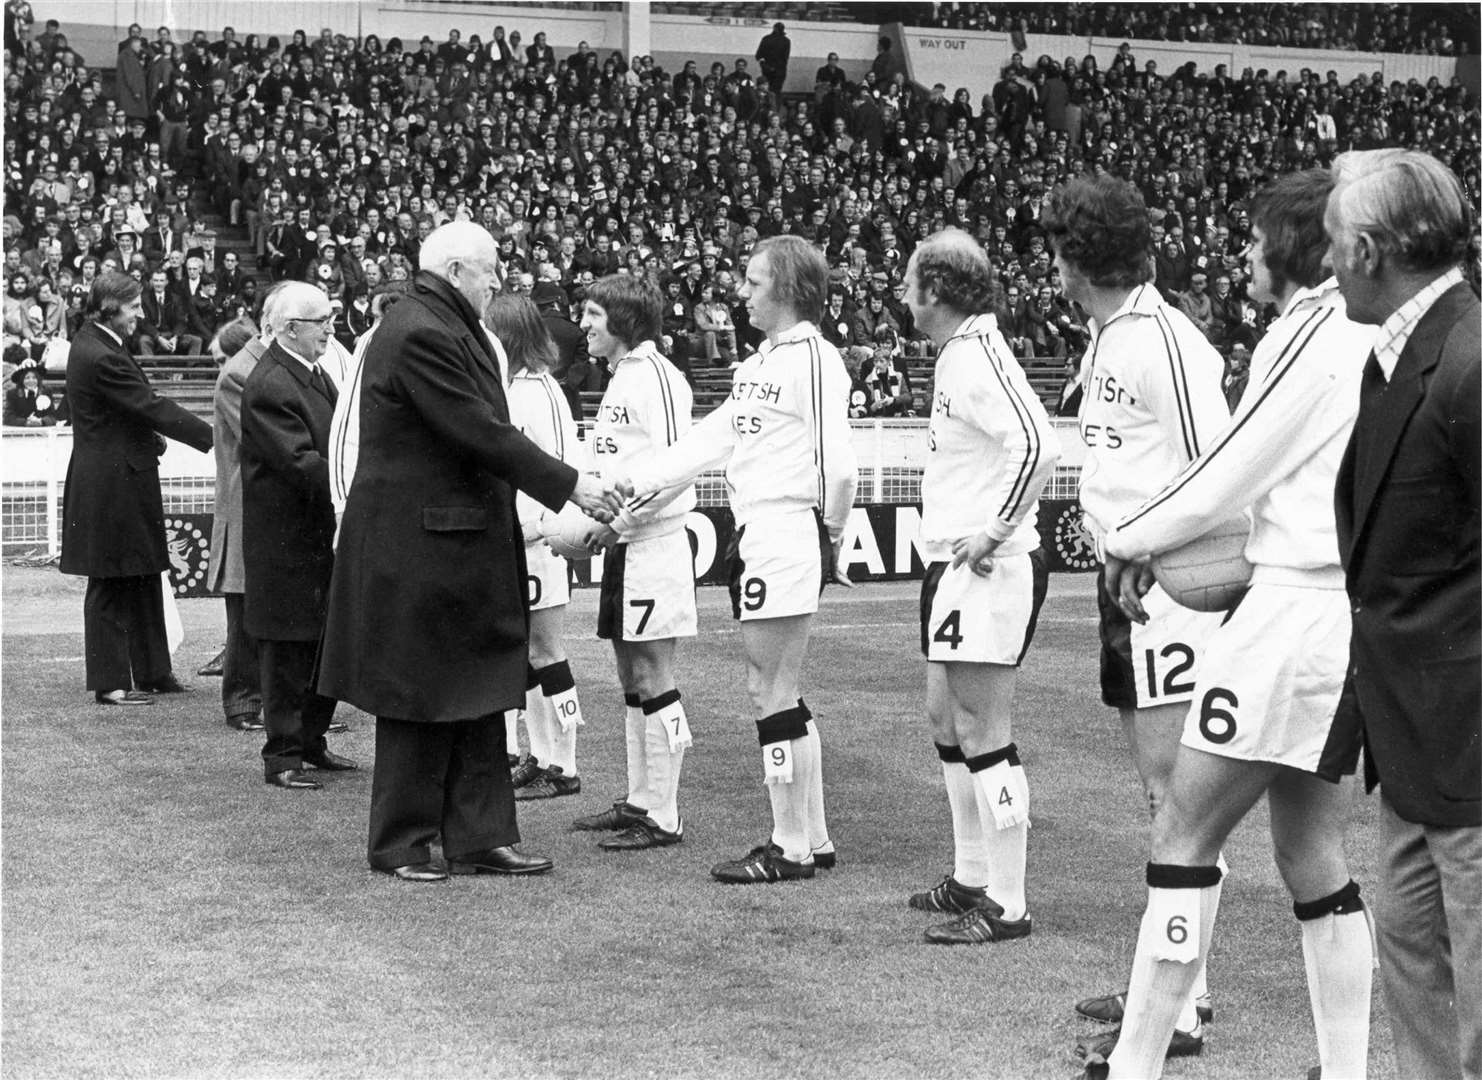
left=93, top=321, right=123, bottom=346
left=1089, top=282, right=1160, bottom=335
left=760, top=320, right=819, bottom=353
left=1373, top=266, right=1464, bottom=381
left=615, top=339, right=664, bottom=367
left=278, top=341, right=318, bottom=371
left=944, top=311, right=999, bottom=344
left=1280, top=276, right=1341, bottom=318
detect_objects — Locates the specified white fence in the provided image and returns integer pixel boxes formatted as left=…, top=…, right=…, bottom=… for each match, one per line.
left=1, top=419, right=1086, bottom=555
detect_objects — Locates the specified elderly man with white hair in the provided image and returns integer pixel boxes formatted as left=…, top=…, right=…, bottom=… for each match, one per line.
left=319, top=221, right=620, bottom=883
left=1328, top=148, right=1480, bottom=1080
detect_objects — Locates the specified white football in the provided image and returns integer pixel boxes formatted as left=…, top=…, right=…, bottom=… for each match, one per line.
left=542, top=503, right=598, bottom=560
left=1151, top=515, right=1254, bottom=612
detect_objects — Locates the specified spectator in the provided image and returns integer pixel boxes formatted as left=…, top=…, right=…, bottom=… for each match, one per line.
left=4, top=363, right=61, bottom=425
left=1178, top=271, right=1215, bottom=339
left=755, top=22, right=790, bottom=98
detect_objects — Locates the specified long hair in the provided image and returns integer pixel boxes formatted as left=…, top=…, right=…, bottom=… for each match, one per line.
left=750, top=234, right=828, bottom=324
left=84, top=270, right=141, bottom=321
left=1248, top=170, right=1335, bottom=294
left=1043, top=175, right=1154, bottom=287
left=582, top=273, right=662, bottom=348
left=486, top=293, right=557, bottom=375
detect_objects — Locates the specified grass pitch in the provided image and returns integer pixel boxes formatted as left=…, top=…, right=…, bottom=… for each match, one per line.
left=2, top=568, right=1391, bottom=1079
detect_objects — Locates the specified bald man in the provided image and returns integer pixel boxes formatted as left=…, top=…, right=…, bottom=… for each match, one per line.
left=319, top=222, right=619, bottom=881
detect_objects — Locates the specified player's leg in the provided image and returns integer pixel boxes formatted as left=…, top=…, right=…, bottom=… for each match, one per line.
left=516, top=604, right=582, bottom=799
left=1268, top=769, right=1373, bottom=1080
left=1099, top=748, right=1273, bottom=1079
left=711, top=614, right=818, bottom=882
left=911, top=660, right=992, bottom=912
left=921, top=659, right=1035, bottom=945
left=604, top=636, right=688, bottom=847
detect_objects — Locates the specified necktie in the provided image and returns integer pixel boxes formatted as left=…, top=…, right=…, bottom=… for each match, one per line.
left=311, top=365, right=337, bottom=406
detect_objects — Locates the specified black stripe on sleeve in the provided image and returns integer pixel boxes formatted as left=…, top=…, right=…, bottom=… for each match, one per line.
left=1118, top=306, right=1332, bottom=532
left=980, top=336, right=1042, bottom=522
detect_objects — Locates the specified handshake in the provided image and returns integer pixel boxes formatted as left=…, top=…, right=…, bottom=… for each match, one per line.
left=568, top=473, right=635, bottom=524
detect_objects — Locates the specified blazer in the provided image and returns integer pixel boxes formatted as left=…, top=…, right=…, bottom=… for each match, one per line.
left=239, top=341, right=337, bottom=641
left=141, top=287, right=188, bottom=339
left=319, top=271, right=577, bottom=723
left=205, top=335, right=267, bottom=593
left=1335, top=282, right=1480, bottom=827
left=59, top=321, right=212, bottom=578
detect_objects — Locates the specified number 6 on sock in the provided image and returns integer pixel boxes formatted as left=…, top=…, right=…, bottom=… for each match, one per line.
left=1147, top=889, right=1200, bottom=964
left=762, top=742, right=793, bottom=785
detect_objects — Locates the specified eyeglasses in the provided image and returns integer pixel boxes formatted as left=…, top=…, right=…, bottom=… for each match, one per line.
left=288, top=315, right=334, bottom=327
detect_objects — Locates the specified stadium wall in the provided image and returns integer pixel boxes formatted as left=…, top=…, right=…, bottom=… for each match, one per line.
left=55, top=3, right=1459, bottom=104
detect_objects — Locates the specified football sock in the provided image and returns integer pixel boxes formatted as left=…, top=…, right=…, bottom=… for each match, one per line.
left=1181, top=854, right=1223, bottom=1031
left=623, top=693, right=646, bottom=810
left=641, top=690, right=689, bottom=834
left=536, top=660, right=583, bottom=731
left=1108, top=863, right=1222, bottom=1080
left=1297, top=880, right=1373, bottom=1079
left=798, top=700, right=832, bottom=856
left=504, top=709, right=521, bottom=760
left=758, top=706, right=811, bottom=863
left=523, top=666, right=551, bottom=768
left=966, top=744, right=1029, bottom=920
left=937, top=742, right=989, bottom=889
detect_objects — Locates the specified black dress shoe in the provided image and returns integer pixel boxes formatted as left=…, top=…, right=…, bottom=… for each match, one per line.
left=196, top=648, right=226, bottom=677
left=265, top=769, right=321, bottom=789
left=447, top=845, right=553, bottom=876
left=96, top=689, right=153, bottom=706
left=303, top=749, right=358, bottom=771
left=381, top=863, right=449, bottom=883
left=139, top=675, right=192, bottom=694
left=225, top=713, right=264, bottom=731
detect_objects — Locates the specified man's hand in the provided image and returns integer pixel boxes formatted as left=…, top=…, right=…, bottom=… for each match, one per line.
left=609, top=475, right=635, bottom=502
left=584, top=523, right=619, bottom=554
left=950, top=531, right=1000, bottom=578
left=828, top=537, right=853, bottom=589
left=568, top=472, right=622, bottom=523
left=1105, top=552, right=1155, bottom=624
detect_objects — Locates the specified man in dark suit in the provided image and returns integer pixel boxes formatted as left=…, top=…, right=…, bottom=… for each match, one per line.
left=239, top=282, right=356, bottom=789
left=205, top=287, right=280, bottom=732
left=60, top=272, right=213, bottom=705
left=533, top=282, right=591, bottom=420
left=138, top=267, right=202, bottom=357
left=1329, top=148, right=1480, bottom=1080
left=318, top=222, right=620, bottom=881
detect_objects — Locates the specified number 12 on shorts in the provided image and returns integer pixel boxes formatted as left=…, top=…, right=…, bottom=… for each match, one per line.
left=762, top=741, right=793, bottom=784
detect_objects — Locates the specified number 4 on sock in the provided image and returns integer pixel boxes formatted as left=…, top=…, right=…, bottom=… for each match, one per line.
left=1148, top=888, right=1201, bottom=964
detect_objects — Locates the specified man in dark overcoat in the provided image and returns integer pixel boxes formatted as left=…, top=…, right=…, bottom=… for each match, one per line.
left=240, top=282, right=356, bottom=789
left=319, top=222, right=618, bottom=882
left=60, top=271, right=213, bottom=705
left=1329, top=148, right=1481, bottom=1080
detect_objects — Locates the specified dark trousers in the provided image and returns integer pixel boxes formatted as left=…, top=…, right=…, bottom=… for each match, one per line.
left=83, top=575, right=170, bottom=691
left=368, top=714, right=518, bottom=870
left=221, top=593, right=261, bottom=723
left=258, top=638, right=336, bottom=775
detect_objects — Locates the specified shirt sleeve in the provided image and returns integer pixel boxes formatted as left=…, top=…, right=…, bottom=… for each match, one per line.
left=616, top=360, right=696, bottom=535
left=812, top=342, right=858, bottom=542
left=1108, top=311, right=1352, bottom=560
left=955, top=335, right=1061, bottom=542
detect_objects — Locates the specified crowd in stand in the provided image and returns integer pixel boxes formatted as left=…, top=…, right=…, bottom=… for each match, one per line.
left=907, top=3, right=1479, bottom=57
left=2, top=0, right=1479, bottom=424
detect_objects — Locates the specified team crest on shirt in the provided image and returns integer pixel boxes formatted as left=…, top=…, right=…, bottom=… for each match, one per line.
left=164, top=517, right=211, bottom=595
left=1053, top=504, right=1099, bottom=571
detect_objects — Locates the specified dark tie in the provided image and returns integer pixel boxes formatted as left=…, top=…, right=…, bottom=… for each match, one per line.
left=311, top=365, right=337, bottom=406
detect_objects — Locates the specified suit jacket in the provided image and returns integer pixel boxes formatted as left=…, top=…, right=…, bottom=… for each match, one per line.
left=59, top=321, right=213, bottom=578
left=319, top=271, right=577, bottom=723
left=141, top=288, right=188, bottom=339
left=239, top=341, right=337, bottom=641
left=206, top=336, right=267, bottom=593
left=1335, top=282, right=1481, bottom=827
